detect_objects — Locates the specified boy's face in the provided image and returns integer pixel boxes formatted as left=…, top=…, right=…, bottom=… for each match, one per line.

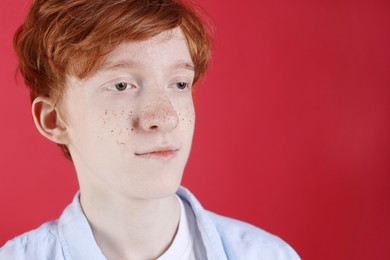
left=60, top=28, right=195, bottom=200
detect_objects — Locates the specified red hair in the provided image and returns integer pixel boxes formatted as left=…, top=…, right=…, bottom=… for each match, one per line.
left=14, top=0, right=212, bottom=160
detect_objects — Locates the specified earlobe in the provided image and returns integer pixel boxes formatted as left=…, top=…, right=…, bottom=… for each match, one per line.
left=32, top=97, right=69, bottom=144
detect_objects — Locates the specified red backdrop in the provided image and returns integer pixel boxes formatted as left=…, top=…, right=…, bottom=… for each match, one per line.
left=1, top=0, right=389, bottom=259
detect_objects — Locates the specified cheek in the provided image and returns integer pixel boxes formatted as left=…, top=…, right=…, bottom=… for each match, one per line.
left=98, top=108, right=135, bottom=145
left=178, top=104, right=195, bottom=131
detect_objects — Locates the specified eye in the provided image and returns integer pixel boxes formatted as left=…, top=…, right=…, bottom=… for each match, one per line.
left=175, top=82, right=189, bottom=90
left=115, top=82, right=130, bottom=91
left=109, top=81, right=136, bottom=91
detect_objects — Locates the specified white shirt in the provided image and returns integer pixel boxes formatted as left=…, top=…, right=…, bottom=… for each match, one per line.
left=158, top=195, right=205, bottom=259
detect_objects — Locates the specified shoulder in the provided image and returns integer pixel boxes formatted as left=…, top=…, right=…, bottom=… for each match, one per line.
left=0, top=221, right=63, bottom=260
left=206, top=211, right=301, bottom=260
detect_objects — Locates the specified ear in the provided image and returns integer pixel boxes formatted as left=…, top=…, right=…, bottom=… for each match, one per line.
left=32, top=96, right=69, bottom=144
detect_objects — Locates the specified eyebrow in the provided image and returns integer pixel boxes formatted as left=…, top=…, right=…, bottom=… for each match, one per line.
left=99, top=60, right=195, bottom=72
left=172, top=61, right=195, bottom=71
left=99, top=60, right=142, bottom=72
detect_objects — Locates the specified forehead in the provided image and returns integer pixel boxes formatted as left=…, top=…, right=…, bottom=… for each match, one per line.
left=101, top=28, right=194, bottom=71
left=63, top=27, right=195, bottom=97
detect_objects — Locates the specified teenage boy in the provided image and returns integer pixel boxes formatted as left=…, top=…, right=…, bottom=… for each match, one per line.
left=0, top=0, right=300, bottom=259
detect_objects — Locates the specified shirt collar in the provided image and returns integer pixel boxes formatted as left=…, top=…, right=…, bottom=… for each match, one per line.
left=177, top=186, right=228, bottom=260
left=57, top=187, right=227, bottom=260
left=58, top=192, right=106, bottom=260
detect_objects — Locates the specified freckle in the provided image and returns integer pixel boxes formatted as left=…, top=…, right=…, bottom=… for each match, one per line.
left=111, top=130, right=114, bottom=133
left=104, top=110, right=108, bottom=116
left=131, top=128, right=134, bottom=131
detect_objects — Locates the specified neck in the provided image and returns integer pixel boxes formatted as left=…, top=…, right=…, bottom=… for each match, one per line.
left=80, top=188, right=180, bottom=260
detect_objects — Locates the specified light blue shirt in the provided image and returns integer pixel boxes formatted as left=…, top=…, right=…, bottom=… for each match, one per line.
left=0, top=187, right=300, bottom=259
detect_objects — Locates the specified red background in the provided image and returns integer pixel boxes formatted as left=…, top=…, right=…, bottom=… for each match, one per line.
left=1, top=0, right=389, bottom=259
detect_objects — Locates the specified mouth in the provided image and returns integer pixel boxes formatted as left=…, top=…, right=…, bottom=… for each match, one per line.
left=135, top=149, right=179, bottom=160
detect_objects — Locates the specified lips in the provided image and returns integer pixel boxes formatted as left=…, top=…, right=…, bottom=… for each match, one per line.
left=135, top=148, right=179, bottom=160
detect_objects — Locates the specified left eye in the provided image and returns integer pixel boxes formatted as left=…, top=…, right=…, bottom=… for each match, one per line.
left=175, top=82, right=189, bottom=90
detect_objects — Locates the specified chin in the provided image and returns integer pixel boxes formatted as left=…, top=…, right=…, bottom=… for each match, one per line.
left=144, top=175, right=183, bottom=200
left=139, top=160, right=187, bottom=199
left=119, top=169, right=184, bottom=201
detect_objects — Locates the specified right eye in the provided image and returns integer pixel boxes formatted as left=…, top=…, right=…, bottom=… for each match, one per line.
left=108, top=81, right=136, bottom=91
left=114, top=82, right=135, bottom=91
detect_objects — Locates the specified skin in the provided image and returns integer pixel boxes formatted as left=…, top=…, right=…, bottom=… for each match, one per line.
left=33, top=28, right=196, bottom=259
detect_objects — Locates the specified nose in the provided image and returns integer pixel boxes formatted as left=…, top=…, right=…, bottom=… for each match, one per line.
left=137, top=93, right=179, bottom=133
